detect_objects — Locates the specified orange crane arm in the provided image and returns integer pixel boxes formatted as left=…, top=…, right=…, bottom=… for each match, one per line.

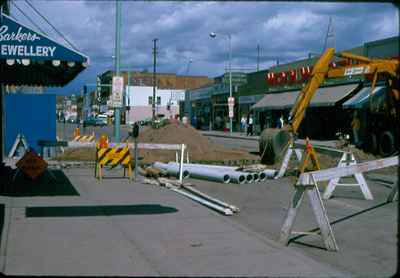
left=288, top=48, right=335, bottom=133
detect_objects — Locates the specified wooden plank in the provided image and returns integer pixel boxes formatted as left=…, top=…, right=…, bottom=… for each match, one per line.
left=307, top=184, right=338, bottom=251
left=302, top=156, right=398, bottom=184
left=279, top=186, right=306, bottom=245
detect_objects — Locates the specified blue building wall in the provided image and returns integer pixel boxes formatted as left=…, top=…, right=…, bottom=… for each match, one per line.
left=5, top=94, right=56, bottom=154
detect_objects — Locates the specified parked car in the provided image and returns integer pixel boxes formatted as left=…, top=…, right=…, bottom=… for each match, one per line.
left=67, top=115, right=77, bottom=123
left=82, top=116, right=106, bottom=127
left=95, top=115, right=108, bottom=126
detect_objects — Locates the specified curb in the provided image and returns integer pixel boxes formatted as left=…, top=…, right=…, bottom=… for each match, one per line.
left=47, top=161, right=95, bottom=169
left=201, top=132, right=259, bottom=141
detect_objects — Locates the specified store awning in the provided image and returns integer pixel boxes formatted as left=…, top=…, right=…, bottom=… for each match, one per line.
left=0, top=13, right=89, bottom=86
left=251, top=83, right=359, bottom=111
left=343, top=86, right=385, bottom=108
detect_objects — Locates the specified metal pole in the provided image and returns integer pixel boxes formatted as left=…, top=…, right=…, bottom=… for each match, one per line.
left=0, top=82, right=4, bottom=166
left=134, top=137, right=138, bottom=180
left=228, top=34, right=233, bottom=133
left=152, top=38, right=158, bottom=121
left=114, top=0, right=121, bottom=142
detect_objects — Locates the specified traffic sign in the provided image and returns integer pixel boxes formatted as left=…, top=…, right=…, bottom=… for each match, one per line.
left=112, top=76, right=124, bottom=108
left=228, top=97, right=235, bottom=107
left=16, top=150, right=48, bottom=180
left=229, top=105, right=234, bottom=118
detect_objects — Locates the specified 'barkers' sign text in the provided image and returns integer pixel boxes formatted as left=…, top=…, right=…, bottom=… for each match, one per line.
left=0, top=13, right=88, bottom=62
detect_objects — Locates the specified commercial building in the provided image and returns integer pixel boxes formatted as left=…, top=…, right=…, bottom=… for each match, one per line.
left=125, top=86, right=185, bottom=124
left=249, top=35, right=398, bottom=154
left=97, top=70, right=213, bottom=124
left=184, top=72, right=247, bottom=130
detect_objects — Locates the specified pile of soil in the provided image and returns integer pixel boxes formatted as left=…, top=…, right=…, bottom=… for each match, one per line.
left=137, top=122, right=259, bottom=164
left=56, top=122, right=259, bottom=164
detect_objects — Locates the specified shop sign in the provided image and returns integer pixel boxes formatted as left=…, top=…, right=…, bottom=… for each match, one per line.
left=0, top=13, right=86, bottom=62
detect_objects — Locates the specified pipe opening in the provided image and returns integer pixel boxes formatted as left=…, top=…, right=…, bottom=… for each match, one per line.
left=246, top=174, right=254, bottom=183
left=223, top=175, right=231, bottom=183
left=183, top=170, right=190, bottom=179
left=252, top=173, right=260, bottom=182
left=238, top=175, right=246, bottom=183
left=259, top=172, right=267, bottom=181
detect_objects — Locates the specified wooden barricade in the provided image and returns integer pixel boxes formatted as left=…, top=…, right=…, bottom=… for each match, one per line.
left=74, top=131, right=95, bottom=142
left=95, top=142, right=132, bottom=181
left=279, top=156, right=398, bottom=252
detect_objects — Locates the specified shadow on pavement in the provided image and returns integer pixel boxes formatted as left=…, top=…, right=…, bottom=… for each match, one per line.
left=26, top=204, right=178, bottom=217
left=0, top=204, right=4, bottom=248
left=1, top=169, right=79, bottom=197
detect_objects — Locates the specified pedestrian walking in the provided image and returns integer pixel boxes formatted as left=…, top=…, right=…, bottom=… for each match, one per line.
left=240, top=115, right=247, bottom=134
left=277, top=114, right=284, bottom=129
left=247, top=114, right=254, bottom=136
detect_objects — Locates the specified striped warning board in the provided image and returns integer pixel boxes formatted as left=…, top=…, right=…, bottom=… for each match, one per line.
left=95, top=144, right=132, bottom=181
left=74, top=132, right=95, bottom=142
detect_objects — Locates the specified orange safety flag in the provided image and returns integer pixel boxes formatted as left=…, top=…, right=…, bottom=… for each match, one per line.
left=74, top=127, right=80, bottom=138
left=98, top=135, right=109, bottom=148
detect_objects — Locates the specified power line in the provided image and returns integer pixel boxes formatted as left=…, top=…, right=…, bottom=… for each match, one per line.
left=11, top=1, right=48, bottom=35
left=24, top=0, right=79, bottom=51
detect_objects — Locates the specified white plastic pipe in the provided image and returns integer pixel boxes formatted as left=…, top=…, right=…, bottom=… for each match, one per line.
left=168, top=162, right=246, bottom=184
left=167, top=162, right=231, bottom=184
left=245, top=173, right=254, bottom=183
left=262, top=169, right=277, bottom=179
left=252, top=172, right=260, bottom=182
left=153, top=162, right=190, bottom=179
left=182, top=185, right=240, bottom=212
left=168, top=186, right=233, bottom=215
left=258, top=172, right=267, bottom=181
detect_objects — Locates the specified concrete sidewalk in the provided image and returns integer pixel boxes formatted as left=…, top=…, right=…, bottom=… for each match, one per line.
left=201, top=130, right=339, bottom=148
left=0, top=168, right=348, bottom=276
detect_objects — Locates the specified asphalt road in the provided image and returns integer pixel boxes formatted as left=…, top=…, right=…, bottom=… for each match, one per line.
left=57, top=122, right=134, bottom=142
left=186, top=173, right=398, bottom=277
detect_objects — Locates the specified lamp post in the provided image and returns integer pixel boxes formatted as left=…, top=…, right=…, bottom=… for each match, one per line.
left=209, top=31, right=232, bottom=133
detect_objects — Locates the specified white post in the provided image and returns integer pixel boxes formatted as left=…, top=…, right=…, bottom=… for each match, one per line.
left=179, top=144, right=185, bottom=184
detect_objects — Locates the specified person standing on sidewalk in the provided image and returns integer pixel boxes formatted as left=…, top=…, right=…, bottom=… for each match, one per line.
left=240, top=115, right=247, bottom=134
left=247, top=114, right=254, bottom=136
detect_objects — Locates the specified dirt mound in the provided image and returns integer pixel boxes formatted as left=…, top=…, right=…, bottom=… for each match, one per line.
left=137, top=122, right=259, bottom=164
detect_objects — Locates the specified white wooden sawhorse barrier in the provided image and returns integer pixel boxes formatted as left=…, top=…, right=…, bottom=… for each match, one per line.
left=279, top=156, right=398, bottom=252
left=276, top=142, right=372, bottom=200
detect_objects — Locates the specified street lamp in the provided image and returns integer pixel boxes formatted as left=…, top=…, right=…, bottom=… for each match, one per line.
left=209, top=31, right=233, bottom=133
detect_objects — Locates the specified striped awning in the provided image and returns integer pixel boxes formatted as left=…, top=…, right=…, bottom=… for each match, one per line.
left=343, top=86, right=385, bottom=108
left=251, top=84, right=359, bottom=111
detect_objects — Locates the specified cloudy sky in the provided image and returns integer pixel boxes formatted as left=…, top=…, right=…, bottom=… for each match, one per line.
left=8, top=0, right=399, bottom=95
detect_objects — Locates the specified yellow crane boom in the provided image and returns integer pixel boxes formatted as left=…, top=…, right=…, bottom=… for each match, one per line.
left=260, top=48, right=399, bottom=164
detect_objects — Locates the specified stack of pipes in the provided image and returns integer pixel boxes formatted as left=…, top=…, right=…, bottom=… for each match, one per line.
left=152, top=162, right=277, bottom=184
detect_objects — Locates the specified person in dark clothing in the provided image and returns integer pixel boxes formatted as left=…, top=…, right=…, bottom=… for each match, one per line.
left=247, top=114, right=254, bottom=136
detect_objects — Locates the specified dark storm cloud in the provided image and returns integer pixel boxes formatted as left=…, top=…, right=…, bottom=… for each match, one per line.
left=8, top=1, right=398, bottom=94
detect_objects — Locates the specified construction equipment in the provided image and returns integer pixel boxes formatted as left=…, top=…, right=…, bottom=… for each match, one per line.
left=260, top=48, right=399, bottom=164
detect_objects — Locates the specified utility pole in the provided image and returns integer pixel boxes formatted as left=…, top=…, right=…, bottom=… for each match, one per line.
left=323, top=17, right=335, bottom=52
left=152, top=38, right=158, bottom=121
left=113, top=0, right=121, bottom=142
left=257, top=44, right=260, bottom=71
